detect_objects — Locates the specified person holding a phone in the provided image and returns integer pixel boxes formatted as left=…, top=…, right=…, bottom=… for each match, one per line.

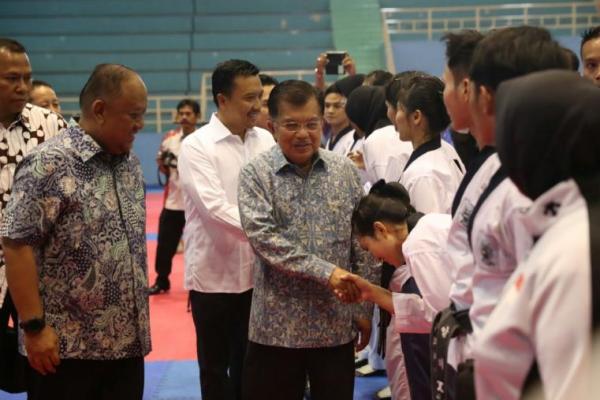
left=314, top=51, right=357, bottom=91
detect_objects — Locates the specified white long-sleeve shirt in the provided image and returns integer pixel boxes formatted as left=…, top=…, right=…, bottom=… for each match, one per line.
left=178, top=113, right=275, bottom=293
left=393, top=213, right=453, bottom=334
left=474, top=179, right=592, bottom=400
left=362, top=125, right=413, bottom=183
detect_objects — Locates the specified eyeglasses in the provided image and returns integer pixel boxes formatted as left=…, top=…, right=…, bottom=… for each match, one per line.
left=277, top=120, right=322, bottom=133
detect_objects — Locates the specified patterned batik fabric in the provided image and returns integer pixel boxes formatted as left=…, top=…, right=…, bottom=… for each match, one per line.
left=0, top=103, right=66, bottom=307
left=0, top=126, right=151, bottom=360
left=238, top=146, right=378, bottom=348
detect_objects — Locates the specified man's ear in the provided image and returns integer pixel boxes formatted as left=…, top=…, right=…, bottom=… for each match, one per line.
left=479, top=86, right=495, bottom=116
left=267, top=119, right=275, bottom=133
left=216, top=93, right=227, bottom=109
left=460, top=78, right=470, bottom=102
left=90, top=99, right=106, bottom=124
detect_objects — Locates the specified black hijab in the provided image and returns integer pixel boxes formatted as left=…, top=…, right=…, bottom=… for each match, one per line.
left=496, top=70, right=600, bottom=200
left=497, top=70, right=600, bottom=330
left=345, top=86, right=391, bottom=138
left=331, top=74, right=365, bottom=98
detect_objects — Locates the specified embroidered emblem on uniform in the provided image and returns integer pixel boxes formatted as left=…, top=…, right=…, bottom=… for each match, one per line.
left=480, top=239, right=496, bottom=267
left=543, top=201, right=561, bottom=216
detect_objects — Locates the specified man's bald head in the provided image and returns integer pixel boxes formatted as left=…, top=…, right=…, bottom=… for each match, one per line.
left=78, top=63, right=147, bottom=155
left=79, top=64, right=142, bottom=114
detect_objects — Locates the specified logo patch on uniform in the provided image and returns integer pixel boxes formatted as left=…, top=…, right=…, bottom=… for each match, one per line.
left=515, top=273, right=524, bottom=291
left=543, top=201, right=561, bottom=216
left=479, top=239, right=496, bottom=267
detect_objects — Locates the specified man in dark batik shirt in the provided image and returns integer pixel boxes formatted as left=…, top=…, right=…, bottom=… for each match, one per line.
left=1, top=64, right=150, bottom=400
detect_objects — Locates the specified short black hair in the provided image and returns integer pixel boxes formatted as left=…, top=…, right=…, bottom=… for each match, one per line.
left=176, top=98, right=200, bottom=115
left=562, top=47, right=580, bottom=71
left=31, top=79, right=53, bottom=90
left=0, top=38, right=26, bottom=54
left=441, top=30, right=484, bottom=81
left=580, top=25, right=600, bottom=56
left=396, top=75, right=450, bottom=136
left=324, top=83, right=343, bottom=97
left=384, top=70, right=427, bottom=107
left=79, top=63, right=138, bottom=111
left=211, top=59, right=259, bottom=108
left=268, top=80, right=322, bottom=120
left=364, top=70, right=393, bottom=86
left=259, top=73, right=278, bottom=87
left=470, top=26, right=569, bottom=92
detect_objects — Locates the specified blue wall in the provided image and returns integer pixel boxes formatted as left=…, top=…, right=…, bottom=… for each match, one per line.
left=392, top=35, right=583, bottom=77
left=133, top=133, right=165, bottom=187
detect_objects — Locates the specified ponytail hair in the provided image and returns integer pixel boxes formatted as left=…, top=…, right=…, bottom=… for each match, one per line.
left=352, top=180, right=415, bottom=236
left=396, top=75, right=450, bottom=136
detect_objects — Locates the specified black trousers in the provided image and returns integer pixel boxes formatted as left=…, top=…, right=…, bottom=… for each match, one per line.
left=242, top=340, right=355, bottom=400
left=154, top=208, right=185, bottom=287
left=190, top=289, right=252, bottom=400
left=0, top=293, right=26, bottom=393
left=26, top=357, right=144, bottom=400
left=400, top=277, right=432, bottom=400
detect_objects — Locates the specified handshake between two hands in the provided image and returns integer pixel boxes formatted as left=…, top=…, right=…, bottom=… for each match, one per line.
left=328, top=267, right=374, bottom=351
left=328, top=267, right=372, bottom=304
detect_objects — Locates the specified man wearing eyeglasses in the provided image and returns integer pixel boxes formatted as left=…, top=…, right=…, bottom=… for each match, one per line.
left=178, top=59, right=275, bottom=400
left=238, top=80, right=378, bottom=400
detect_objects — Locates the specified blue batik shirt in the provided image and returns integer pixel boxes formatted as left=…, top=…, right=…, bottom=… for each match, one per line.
left=238, top=146, right=378, bottom=348
left=0, top=126, right=151, bottom=359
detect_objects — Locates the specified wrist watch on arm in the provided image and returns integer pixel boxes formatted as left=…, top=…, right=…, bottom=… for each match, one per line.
left=19, top=316, right=46, bottom=334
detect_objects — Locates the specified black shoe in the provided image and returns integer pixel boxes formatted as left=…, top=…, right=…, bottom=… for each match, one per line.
left=355, top=358, right=369, bottom=369
left=148, top=284, right=170, bottom=295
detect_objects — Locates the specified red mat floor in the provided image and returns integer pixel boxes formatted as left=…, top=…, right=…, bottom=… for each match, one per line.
left=145, top=191, right=197, bottom=361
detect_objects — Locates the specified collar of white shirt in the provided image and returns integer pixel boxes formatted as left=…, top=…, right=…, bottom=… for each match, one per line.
left=207, top=112, right=260, bottom=144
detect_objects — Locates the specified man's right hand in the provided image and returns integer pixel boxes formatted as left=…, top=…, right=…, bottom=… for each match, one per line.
left=328, top=267, right=360, bottom=303
left=24, top=325, right=60, bottom=375
left=340, top=273, right=373, bottom=302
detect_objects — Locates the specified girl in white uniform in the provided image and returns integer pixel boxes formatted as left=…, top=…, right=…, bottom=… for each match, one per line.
left=344, top=85, right=392, bottom=187
left=338, top=181, right=455, bottom=400
left=361, top=72, right=422, bottom=184
left=395, top=75, right=464, bottom=214
left=474, top=70, right=600, bottom=400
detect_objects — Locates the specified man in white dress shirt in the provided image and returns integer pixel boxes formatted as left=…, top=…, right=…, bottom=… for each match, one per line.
left=178, top=59, right=275, bottom=400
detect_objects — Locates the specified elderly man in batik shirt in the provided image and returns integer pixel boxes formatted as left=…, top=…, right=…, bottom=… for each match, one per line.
left=238, top=80, right=378, bottom=400
left=1, top=64, right=150, bottom=400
